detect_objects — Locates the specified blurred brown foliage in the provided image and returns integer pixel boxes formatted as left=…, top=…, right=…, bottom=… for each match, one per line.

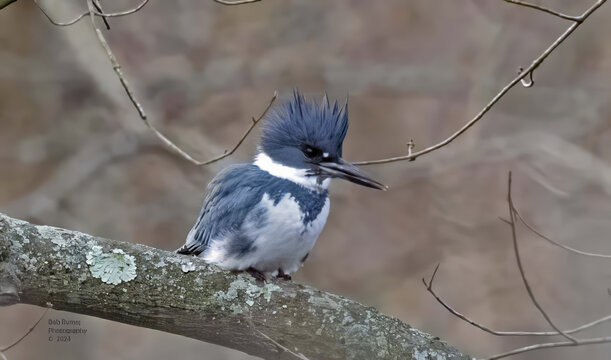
left=1, top=0, right=611, bottom=359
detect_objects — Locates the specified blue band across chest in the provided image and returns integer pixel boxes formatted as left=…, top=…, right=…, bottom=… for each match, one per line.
left=263, top=176, right=328, bottom=225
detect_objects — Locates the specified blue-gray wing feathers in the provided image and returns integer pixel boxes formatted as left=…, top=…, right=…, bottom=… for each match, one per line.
left=178, top=164, right=262, bottom=255
left=178, top=164, right=329, bottom=257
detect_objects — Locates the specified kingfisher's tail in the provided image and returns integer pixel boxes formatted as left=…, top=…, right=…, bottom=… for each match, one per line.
left=176, top=243, right=202, bottom=256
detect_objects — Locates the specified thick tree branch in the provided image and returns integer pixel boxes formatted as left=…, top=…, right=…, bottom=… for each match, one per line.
left=0, top=213, right=468, bottom=360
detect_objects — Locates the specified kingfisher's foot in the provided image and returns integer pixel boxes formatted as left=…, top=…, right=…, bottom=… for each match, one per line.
left=246, top=267, right=267, bottom=282
left=276, top=269, right=292, bottom=281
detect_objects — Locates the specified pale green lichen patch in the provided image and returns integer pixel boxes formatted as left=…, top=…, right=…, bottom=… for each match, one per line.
left=258, top=282, right=282, bottom=302
left=181, top=261, right=196, bottom=273
left=19, top=253, right=37, bottom=272
left=161, top=255, right=220, bottom=275
left=37, top=225, right=70, bottom=248
left=307, top=295, right=340, bottom=310
left=214, top=275, right=282, bottom=309
left=413, top=348, right=449, bottom=360
left=50, top=236, right=68, bottom=249
left=86, top=246, right=137, bottom=285
left=342, top=313, right=354, bottom=326
left=10, top=238, right=22, bottom=250
left=1, top=214, right=29, bottom=240
left=376, top=334, right=389, bottom=357
left=230, top=304, right=244, bottom=314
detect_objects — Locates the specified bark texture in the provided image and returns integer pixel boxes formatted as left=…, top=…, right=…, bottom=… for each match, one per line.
left=0, top=212, right=468, bottom=359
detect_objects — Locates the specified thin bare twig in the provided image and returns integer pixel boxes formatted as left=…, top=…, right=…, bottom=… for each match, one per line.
left=426, top=172, right=611, bottom=358
left=507, top=172, right=578, bottom=344
left=503, top=0, right=582, bottom=22
left=422, top=172, right=611, bottom=360
left=213, top=0, right=261, bottom=5
left=422, top=266, right=611, bottom=337
left=485, top=336, right=611, bottom=360
left=0, top=307, right=50, bottom=353
left=486, top=174, right=611, bottom=359
left=191, top=92, right=277, bottom=165
left=88, top=3, right=187, bottom=163
left=87, top=2, right=146, bottom=119
left=91, top=0, right=110, bottom=30
left=513, top=206, right=611, bottom=259
left=35, top=0, right=259, bottom=26
left=33, top=0, right=89, bottom=26
left=33, top=0, right=150, bottom=26
left=354, top=0, right=607, bottom=165
left=86, top=0, right=276, bottom=166
left=89, top=0, right=150, bottom=18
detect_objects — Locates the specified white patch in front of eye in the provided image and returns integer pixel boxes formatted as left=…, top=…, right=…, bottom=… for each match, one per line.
left=323, top=152, right=329, bottom=158
left=254, top=152, right=330, bottom=191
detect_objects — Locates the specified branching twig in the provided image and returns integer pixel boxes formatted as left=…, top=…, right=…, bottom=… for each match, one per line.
left=485, top=336, right=611, bottom=360
left=33, top=0, right=150, bottom=26
left=513, top=206, right=611, bottom=259
left=33, top=0, right=258, bottom=24
left=33, top=0, right=89, bottom=26
left=37, top=0, right=274, bottom=167
left=423, top=266, right=611, bottom=337
left=89, top=0, right=150, bottom=18
left=425, top=172, right=611, bottom=359
left=354, top=0, right=607, bottom=165
left=503, top=0, right=582, bottom=22
left=86, top=1, right=145, bottom=118
left=189, top=92, right=277, bottom=165
left=506, top=172, right=578, bottom=344
left=91, top=0, right=110, bottom=30
left=213, top=0, right=261, bottom=5
left=490, top=336, right=611, bottom=360
left=34, top=0, right=606, bottom=167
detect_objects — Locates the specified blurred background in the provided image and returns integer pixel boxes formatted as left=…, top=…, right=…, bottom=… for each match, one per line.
left=2, top=0, right=611, bottom=359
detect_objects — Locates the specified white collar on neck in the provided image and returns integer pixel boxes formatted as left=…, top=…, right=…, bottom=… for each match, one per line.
left=254, top=152, right=330, bottom=191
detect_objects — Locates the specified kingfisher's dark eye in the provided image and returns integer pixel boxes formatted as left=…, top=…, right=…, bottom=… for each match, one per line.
left=303, top=146, right=321, bottom=159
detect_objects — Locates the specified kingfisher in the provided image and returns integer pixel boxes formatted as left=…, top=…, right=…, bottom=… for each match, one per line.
left=177, top=90, right=386, bottom=281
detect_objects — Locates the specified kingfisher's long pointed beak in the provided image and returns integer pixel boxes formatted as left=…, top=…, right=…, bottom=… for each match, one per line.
left=315, top=159, right=388, bottom=191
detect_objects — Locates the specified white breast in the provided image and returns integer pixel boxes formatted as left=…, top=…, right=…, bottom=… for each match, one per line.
left=204, top=193, right=330, bottom=274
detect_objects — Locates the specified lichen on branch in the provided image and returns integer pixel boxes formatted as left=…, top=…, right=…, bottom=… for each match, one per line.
left=0, top=212, right=467, bottom=359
